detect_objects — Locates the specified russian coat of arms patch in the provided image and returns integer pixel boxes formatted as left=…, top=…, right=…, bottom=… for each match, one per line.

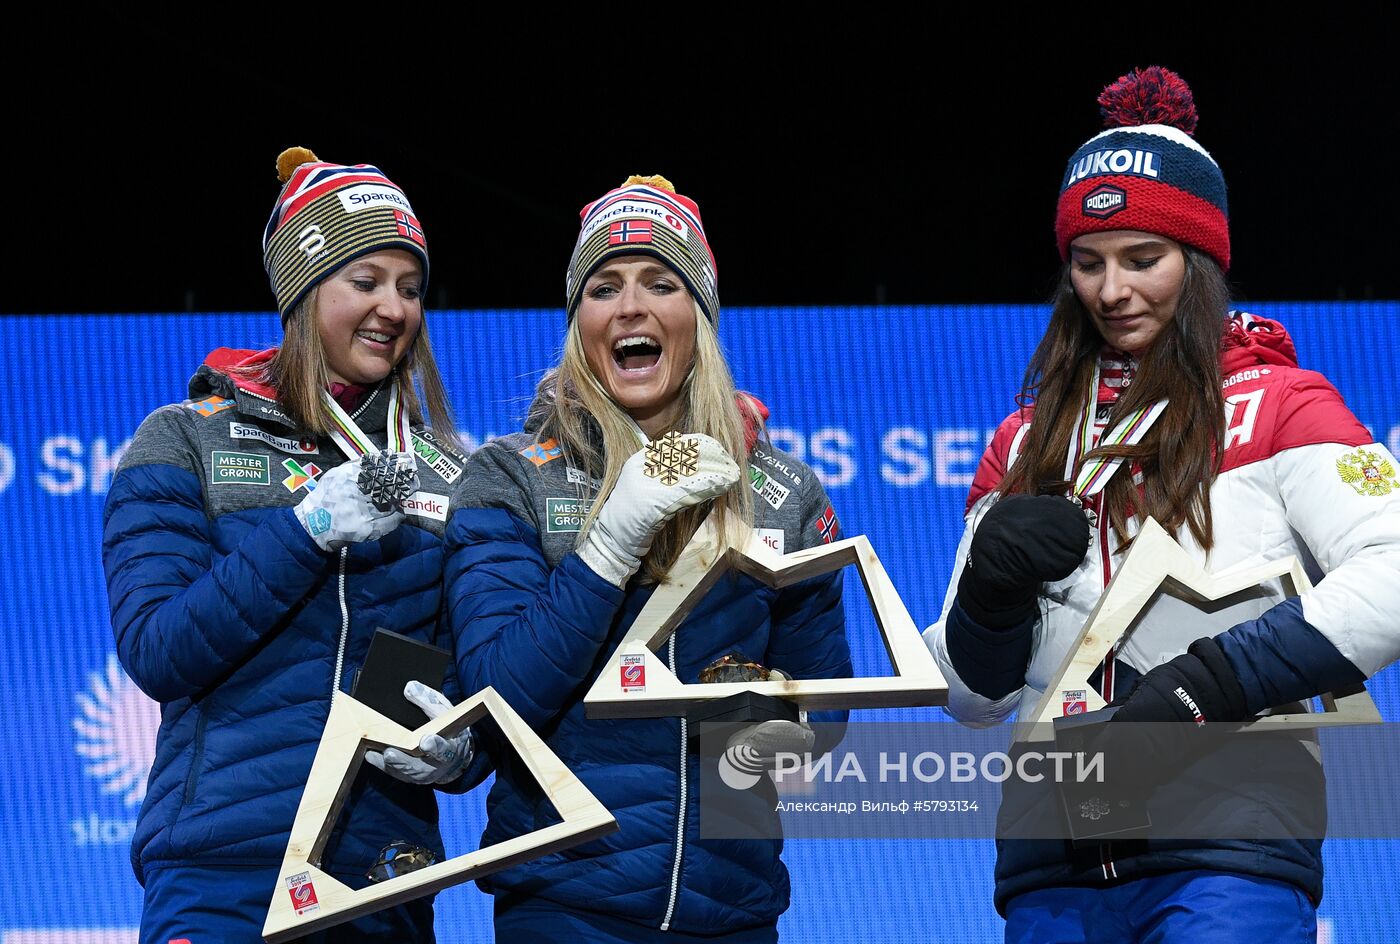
left=1336, top=447, right=1400, bottom=497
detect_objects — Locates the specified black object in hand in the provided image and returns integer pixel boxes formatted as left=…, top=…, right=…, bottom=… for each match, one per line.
left=1054, top=705, right=1153, bottom=846
left=1111, top=636, right=1248, bottom=725
left=958, top=494, right=1091, bottom=628
left=352, top=629, right=452, bottom=729
left=1059, top=637, right=1250, bottom=840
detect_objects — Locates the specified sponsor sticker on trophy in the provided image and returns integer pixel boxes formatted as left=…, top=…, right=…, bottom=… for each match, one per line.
left=285, top=871, right=321, bottom=916
left=620, top=654, right=646, bottom=694
left=1062, top=689, right=1087, bottom=716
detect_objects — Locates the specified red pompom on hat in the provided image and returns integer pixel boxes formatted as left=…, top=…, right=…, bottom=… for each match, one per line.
left=1055, top=66, right=1229, bottom=270
left=1098, top=65, right=1199, bottom=135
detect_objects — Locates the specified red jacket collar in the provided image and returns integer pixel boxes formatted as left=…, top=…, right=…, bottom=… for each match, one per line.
left=203, top=347, right=280, bottom=398
left=1221, top=312, right=1299, bottom=373
left=738, top=391, right=770, bottom=453
left=202, top=347, right=371, bottom=410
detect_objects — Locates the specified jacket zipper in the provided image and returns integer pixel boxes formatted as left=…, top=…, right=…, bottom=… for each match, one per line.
left=1096, top=507, right=1118, bottom=880
left=660, top=632, right=686, bottom=931
left=235, top=383, right=382, bottom=422
left=236, top=384, right=373, bottom=704
left=331, top=547, right=350, bottom=703
left=182, top=706, right=208, bottom=806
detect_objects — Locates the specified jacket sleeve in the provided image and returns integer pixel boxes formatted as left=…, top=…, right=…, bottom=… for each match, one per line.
left=762, top=474, right=853, bottom=748
left=925, top=413, right=1035, bottom=726
left=102, top=406, right=332, bottom=703
left=444, top=442, right=626, bottom=731
left=924, top=495, right=1028, bottom=727
left=1215, top=372, right=1397, bottom=709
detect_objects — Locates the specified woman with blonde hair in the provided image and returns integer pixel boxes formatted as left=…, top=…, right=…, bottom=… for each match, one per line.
left=447, top=176, right=853, bottom=941
left=104, top=148, right=475, bottom=942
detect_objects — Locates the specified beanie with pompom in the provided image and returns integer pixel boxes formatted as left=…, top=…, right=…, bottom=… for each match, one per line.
left=263, top=147, right=429, bottom=318
left=1055, top=66, right=1229, bottom=270
left=565, top=175, right=718, bottom=322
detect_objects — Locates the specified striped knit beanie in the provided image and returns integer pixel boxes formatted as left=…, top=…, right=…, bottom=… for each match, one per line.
left=263, top=147, right=429, bottom=319
left=565, top=175, right=719, bottom=322
left=1055, top=67, right=1229, bottom=270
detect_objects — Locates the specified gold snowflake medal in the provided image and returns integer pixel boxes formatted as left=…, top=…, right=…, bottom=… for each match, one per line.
left=643, top=430, right=700, bottom=486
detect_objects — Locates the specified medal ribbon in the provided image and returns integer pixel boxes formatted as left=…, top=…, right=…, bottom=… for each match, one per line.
left=320, top=380, right=412, bottom=462
left=1064, top=361, right=1168, bottom=501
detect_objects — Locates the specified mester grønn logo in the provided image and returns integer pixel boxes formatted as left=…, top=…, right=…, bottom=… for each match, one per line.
left=71, top=654, right=160, bottom=843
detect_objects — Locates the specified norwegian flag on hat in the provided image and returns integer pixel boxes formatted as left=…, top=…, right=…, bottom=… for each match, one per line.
left=609, top=219, right=654, bottom=245
left=396, top=210, right=425, bottom=246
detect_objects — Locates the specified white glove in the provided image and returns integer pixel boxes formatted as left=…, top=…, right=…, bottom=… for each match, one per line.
left=721, top=670, right=815, bottom=774
left=293, top=452, right=418, bottom=552
left=364, top=681, right=474, bottom=785
left=724, top=720, right=817, bottom=772
left=578, top=432, right=741, bottom=587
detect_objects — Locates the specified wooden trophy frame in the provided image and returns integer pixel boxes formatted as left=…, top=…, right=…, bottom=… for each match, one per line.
left=1018, top=517, right=1380, bottom=743
left=262, top=686, right=617, bottom=942
left=583, top=519, right=947, bottom=720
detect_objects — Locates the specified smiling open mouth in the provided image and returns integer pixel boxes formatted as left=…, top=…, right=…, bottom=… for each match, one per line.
left=613, top=336, right=662, bottom=371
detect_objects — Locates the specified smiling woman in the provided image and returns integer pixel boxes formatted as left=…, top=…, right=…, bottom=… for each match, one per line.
left=444, top=175, right=854, bottom=941
left=103, top=147, right=478, bottom=943
left=576, top=256, right=698, bottom=436
left=315, top=250, right=425, bottom=385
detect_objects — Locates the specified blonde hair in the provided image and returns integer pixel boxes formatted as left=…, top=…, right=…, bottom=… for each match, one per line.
left=250, top=288, right=461, bottom=451
left=536, top=299, right=760, bottom=583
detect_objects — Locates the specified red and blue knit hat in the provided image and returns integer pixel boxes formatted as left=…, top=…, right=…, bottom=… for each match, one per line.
left=1055, top=67, right=1229, bottom=270
left=262, top=147, right=429, bottom=319
left=565, top=175, right=719, bottom=321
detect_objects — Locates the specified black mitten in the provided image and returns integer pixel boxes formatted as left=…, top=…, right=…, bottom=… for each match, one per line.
left=1111, top=637, right=1249, bottom=725
left=957, top=494, right=1090, bottom=628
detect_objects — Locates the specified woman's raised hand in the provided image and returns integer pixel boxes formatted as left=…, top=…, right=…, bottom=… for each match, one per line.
left=578, top=433, right=740, bottom=587
left=293, top=452, right=419, bottom=552
left=957, top=494, right=1090, bottom=629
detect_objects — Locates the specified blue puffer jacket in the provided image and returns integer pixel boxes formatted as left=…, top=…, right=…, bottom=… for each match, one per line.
left=445, top=409, right=852, bottom=935
left=102, top=348, right=470, bottom=885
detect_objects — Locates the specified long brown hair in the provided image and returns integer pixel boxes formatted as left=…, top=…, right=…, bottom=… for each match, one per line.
left=997, top=245, right=1229, bottom=549
left=258, top=289, right=461, bottom=451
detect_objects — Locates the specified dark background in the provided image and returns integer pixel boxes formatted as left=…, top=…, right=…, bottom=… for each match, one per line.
left=12, top=24, right=1398, bottom=314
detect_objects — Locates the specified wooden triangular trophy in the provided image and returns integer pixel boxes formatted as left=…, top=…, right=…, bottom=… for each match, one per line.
left=1018, top=517, right=1380, bottom=743
left=583, top=518, right=946, bottom=719
left=263, top=686, right=616, bottom=942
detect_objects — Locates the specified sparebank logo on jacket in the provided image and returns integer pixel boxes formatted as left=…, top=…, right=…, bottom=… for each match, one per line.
left=230, top=421, right=318, bottom=455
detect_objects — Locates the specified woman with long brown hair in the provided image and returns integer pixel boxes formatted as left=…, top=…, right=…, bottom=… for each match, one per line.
left=925, top=68, right=1400, bottom=940
left=445, top=175, right=853, bottom=942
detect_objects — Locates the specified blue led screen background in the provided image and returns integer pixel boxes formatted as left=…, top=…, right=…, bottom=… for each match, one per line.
left=2, top=303, right=1396, bottom=942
